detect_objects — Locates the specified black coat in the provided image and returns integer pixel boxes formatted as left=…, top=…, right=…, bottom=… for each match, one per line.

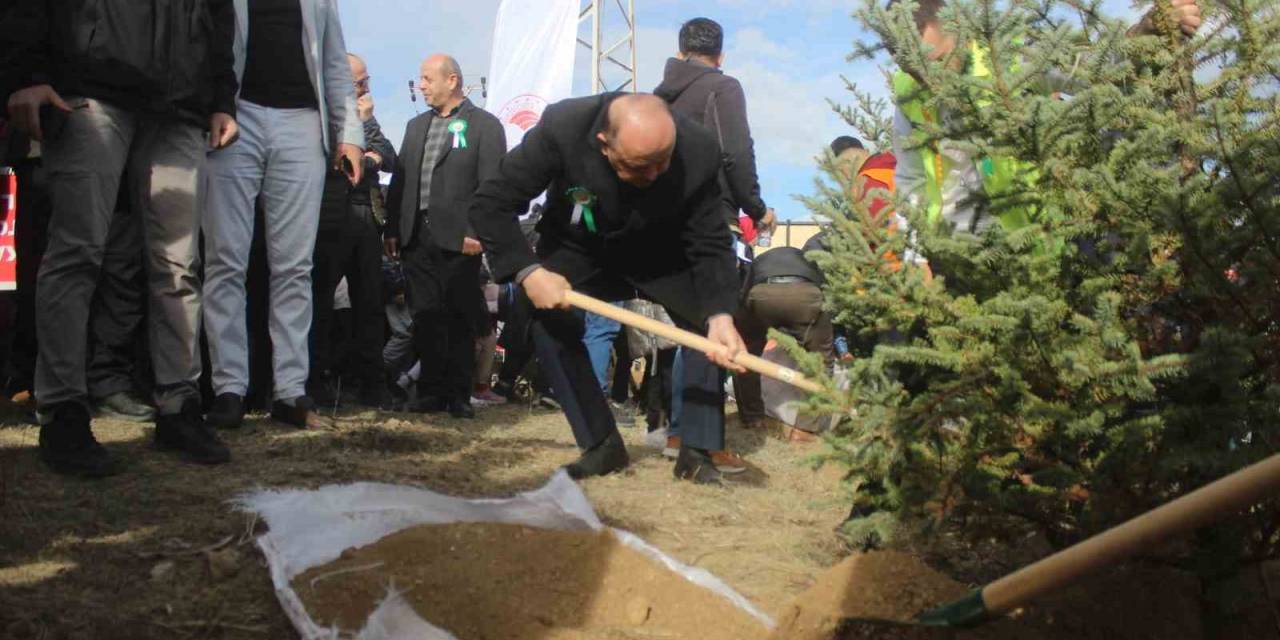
left=469, top=93, right=739, bottom=327
left=654, top=57, right=767, bottom=226
left=0, top=0, right=238, bottom=125
left=386, top=99, right=505, bottom=252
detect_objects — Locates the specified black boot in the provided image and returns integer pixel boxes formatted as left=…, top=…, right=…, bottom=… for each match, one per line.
left=564, top=431, right=629, bottom=479
left=39, top=402, right=119, bottom=477
left=156, top=399, right=231, bottom=465
left=447, top=397, right=475, bottom=419
left=673, top=446, right=722, bottom=484
left=206, top=393, right=245, bottom=430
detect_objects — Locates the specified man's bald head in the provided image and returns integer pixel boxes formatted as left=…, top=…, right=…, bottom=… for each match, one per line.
left=347, top=53, right=369, bottom=96
left=419, top=53, right=465, bottom=111
left=598, top=94, right=677, bottom=188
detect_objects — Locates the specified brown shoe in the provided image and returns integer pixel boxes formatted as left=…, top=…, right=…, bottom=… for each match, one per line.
left=786, top=427, right=819, bottom=444
left=710, top=449, right=748, bottom=475
left=662, top=436, right=681, bottom=460
left=271, top=397, right=331, bottom=430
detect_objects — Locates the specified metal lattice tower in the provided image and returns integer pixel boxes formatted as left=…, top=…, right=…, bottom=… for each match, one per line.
left=579, top=0, right=638, bottom=93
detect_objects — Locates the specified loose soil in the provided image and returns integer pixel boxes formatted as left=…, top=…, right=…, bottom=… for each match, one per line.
left=293, top=522, right=768, bottom=639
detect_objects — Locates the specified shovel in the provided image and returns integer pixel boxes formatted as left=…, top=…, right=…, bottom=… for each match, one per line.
left=893, top=451, right=1280, bottom=628
left=565, top=290, right=824, bottom=394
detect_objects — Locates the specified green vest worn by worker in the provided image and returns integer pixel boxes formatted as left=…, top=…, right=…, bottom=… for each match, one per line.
left=892, top=42, right=1037, bottom=232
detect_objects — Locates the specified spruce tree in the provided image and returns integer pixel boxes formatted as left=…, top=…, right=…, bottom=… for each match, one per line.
left=801, top=0, right=1280, bottom=571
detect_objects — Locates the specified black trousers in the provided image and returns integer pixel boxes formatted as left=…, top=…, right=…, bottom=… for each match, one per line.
left=519, top=286, right=724, bottom=452
left=312, top=198, right=384, bottom=386
left=403, top=236, right=483, bottom=403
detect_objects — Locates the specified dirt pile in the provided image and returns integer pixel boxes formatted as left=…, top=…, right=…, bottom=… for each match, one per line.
left=769, top=551, right=1207, bottom=640
left=292, top=522, right=771, bottom=640
left=770, top=551, right=970, bottom=640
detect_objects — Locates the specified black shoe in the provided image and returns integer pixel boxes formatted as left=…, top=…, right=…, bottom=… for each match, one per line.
left=156, top=400, right=231, bottom=465
left=609, top=401, right=637, bottom=427
left=206, top=393, right=245, bottom=430
left=93, top=390, right=156, bottom=423
left=38, top=402, right=119, bottom=477
left=410, top=395, right=445, bottom=414
left=359, top=380, right=395, bottom=410
left=270, top=396, right=329, bottom=429
left=564, top=431, right=629, bottom=480
left=447, top=398, right=475, bottom=419
left=673, top=446, right=722, bottom=484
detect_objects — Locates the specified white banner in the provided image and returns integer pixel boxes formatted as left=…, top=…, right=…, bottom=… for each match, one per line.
left=485, top=0, right=579, bottom=150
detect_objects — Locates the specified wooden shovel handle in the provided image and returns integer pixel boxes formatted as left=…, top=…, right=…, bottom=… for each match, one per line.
left=564, top=290, right=825, bottom=394
left=982, top=452, right=1280, bottom=615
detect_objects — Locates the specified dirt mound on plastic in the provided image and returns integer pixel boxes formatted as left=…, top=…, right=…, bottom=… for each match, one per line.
left=293, top=522, right=771, bottom=640
left=770, top=551, right=970, bottom=639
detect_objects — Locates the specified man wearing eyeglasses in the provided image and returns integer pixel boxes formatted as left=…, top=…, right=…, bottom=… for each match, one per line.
left=309, top=53, right=398, bottom=410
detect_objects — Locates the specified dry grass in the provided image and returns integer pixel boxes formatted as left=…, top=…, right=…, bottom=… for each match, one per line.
left=0, top=402, right=850, bottom=640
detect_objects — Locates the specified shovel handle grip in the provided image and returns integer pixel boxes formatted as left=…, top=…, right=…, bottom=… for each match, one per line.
left=564, top=290, right=825, bottom=395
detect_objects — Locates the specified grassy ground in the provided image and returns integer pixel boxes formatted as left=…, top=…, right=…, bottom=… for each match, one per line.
left=0, top=402, right=851, bottom=640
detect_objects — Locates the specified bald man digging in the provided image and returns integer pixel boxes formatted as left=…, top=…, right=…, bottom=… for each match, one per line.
left=386, top=54, right=506, bottom=418
left=470, top=93, right=747, bottom=484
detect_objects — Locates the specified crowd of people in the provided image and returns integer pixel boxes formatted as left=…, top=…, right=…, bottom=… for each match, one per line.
left=0, top=0, right=1201, bottom=483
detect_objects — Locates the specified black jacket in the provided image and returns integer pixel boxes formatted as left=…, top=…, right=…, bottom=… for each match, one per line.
left=319, top=115, right=398, bottom=232
left=386, top=99, right=505, bottom=252
left=0, top=0, right=238, bottom=125
left=469, top=93, right=739, bottom=327
left=654, top=57, right=767, bottom=225
left=749, top=247, right=825, bottom=288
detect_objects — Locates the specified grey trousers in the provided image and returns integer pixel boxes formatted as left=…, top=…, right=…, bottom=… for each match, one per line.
left=203, top=100, right=325, bottom=401
left=383, top=302, right=416, bottom=375
left=36, top=97, right=204, bottom=415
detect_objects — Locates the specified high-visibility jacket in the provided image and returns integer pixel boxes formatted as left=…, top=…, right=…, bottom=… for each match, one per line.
left=892, top=42, right=1038, bottom=232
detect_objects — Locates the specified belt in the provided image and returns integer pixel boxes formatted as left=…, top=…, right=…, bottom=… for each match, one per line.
left=765, top=276, right=811, bottom=285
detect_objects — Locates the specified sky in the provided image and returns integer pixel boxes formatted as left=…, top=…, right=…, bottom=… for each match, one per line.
left=338, top=0, right=1142, bottom=221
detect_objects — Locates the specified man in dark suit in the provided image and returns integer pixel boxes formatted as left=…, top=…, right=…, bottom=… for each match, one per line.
left=386, top=54, right=505, bottom=419
left=470, top=92, right=747, bottom=484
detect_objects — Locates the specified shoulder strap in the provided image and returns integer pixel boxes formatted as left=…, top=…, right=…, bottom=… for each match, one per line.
left=703, top=91, right=724, bottom=147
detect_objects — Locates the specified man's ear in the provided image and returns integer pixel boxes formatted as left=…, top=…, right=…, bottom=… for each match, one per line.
left=596, top=131, right=610, bottom=154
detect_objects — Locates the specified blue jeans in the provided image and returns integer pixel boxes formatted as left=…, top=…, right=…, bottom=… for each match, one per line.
left=583, top=306, right=623, bottom=393
left=666, top=346, right=725, bottom=450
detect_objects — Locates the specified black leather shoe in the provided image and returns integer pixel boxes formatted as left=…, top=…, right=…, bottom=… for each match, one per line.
left=206, top=393, right=245, bottom=430
left=38, top=402, right=120, bottom=478
left=270, top=396, right=330, bottom=429
left=156, top=399, right=231, bottom=465
left=673, top=446, right=723, bottom=484
left=447, top=398, right=475, bottom=419
left=564, top=431, right=629, bottom=480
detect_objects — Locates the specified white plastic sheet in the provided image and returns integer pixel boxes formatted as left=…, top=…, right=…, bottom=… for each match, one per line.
left=237, top=471, right=776, bottom=639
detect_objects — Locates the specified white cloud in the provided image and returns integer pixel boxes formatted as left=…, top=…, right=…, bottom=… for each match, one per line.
left=722, top=28, right=890, bottom=170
